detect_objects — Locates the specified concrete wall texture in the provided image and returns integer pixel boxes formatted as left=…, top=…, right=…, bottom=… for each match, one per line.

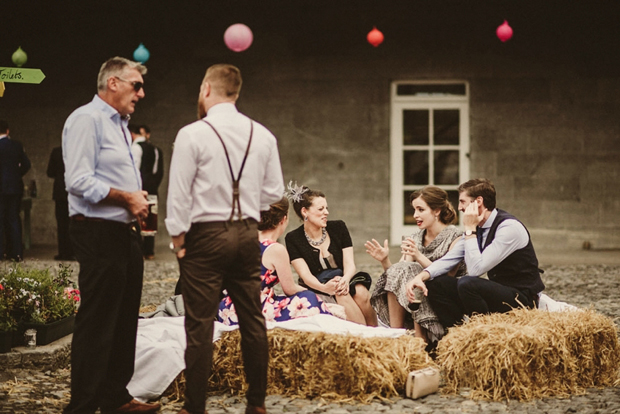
left=1, top=1, right=619, bottom=251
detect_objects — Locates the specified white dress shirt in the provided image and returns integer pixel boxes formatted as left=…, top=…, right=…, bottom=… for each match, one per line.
left=425, top=209, right=529, bottom=278
left=165, top=103, right=284, bottom=236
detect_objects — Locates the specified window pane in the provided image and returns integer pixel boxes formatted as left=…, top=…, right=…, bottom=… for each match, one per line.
left=434, top=151, right=459, bottom=185
left=403, top=190, right=416, bottom=225
left=403, top=110, right=428, bottom=145
left=433, top=110, right=460, bottom=145
left=404, top=151, right=428, bottom=185
left=397, top=84, right=466, bottom=96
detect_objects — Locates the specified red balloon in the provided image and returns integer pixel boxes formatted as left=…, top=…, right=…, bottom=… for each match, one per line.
left=224, top=23, right=254, bottom=52
left=496, top=20, right=513, bottom=42
left=367, top=27, right=384, bottom=47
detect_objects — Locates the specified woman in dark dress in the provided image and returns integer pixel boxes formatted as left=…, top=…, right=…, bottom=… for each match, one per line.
left=285, top=183, right=378, bottom=326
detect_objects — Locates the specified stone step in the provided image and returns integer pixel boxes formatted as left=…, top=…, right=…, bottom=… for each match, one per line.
left=0, top=334, right=71, bottom=371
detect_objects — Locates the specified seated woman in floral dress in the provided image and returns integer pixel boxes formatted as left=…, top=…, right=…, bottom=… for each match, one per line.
left=217, top=196, right=332, bottom=325
left=365, top=186, right=465, bottom=342
left=285, top=183, right=378, bottom=326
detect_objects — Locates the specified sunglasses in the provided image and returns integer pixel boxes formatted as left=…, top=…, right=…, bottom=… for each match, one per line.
left=115, top=76, right=144, bottom=92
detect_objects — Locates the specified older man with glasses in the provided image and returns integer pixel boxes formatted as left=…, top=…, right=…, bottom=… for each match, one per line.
left=62, top=56, right=160, bottom=414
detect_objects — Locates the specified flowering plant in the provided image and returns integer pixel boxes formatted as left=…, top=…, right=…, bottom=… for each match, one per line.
left=0, top=263, right=79, bottom=331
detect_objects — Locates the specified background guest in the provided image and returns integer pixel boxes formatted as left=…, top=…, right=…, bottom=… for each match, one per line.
left=129, top=123, right=164, bottom=259
left=0, top=119, right=31, bottom=262
left=46, top=145, right=74, bottom=261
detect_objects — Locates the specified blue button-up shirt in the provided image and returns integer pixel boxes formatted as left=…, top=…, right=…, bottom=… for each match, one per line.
left=62, top=95, right=142, bottom=223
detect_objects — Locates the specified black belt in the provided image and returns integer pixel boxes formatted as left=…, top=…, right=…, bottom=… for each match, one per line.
left=70, top=214, right=105, bottom=222
left=71, top=214, right=138, bottom=230
left=192, top=219, right=257, bottom=230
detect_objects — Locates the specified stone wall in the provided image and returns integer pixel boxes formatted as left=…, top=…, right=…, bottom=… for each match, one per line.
left=1, top=0, right=618, bottom=250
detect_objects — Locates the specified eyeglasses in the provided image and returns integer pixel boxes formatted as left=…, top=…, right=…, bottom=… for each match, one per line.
left=115, top=76, right=144, bottom=92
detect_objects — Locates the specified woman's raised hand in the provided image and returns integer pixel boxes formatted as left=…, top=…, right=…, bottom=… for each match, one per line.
left=401, top=237, right=421, bottom=261
left=365, top=238, right=389, bottom=263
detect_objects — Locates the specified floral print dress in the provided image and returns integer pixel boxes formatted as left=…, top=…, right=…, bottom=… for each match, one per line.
left=217, top=240, right=332, bottom=325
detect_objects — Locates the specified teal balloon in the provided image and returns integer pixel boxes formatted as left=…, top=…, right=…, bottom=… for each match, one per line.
left=133, top=43, right=150, bottom=64
left=12, top=47, right=27, bottom=67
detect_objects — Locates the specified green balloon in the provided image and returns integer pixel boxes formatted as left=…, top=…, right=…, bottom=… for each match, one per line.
left=12, top=47, right=27, bottom=67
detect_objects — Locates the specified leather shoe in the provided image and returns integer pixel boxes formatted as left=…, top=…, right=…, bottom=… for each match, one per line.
left=107, top=399, right=161, bottom=413
left=245, top=405, right=266, bottom=414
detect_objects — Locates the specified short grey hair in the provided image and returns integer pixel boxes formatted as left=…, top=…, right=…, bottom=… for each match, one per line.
left=97, top=56, right=147, bottom=91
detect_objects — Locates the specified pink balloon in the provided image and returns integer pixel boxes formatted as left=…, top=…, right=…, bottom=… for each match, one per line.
left=224, top=23, right=254, bottom=52
left=496, top=20, right=513, bottom=42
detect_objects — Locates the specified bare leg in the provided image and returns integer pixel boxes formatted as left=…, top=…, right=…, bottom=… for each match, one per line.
left=336, top=294, right=366, bottom=325
left=352, top=285, right=378, bottom=327
left=387, top=291, right=406, bottom=328
left=413, top=321, right=429, bottom=342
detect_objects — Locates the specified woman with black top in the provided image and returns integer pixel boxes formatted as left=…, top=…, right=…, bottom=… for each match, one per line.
left=285, top=183, right=378, bottom=326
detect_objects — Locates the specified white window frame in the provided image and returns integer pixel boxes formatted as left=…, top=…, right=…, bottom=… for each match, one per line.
left=390, top=81, right=470, bottom=245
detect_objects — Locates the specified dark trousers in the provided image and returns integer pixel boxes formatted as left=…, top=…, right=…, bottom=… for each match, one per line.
left=457, top=276, right=535, bottom=315
left=0, top=194, right=23, bottom=260
left=427, top=275, right=535, bottom=329
left=64, top=220, right=144, bottom=414
left=179, top=220, right=267, bottom=414
left=55, top=198, right=74, bottom=258
left=142, top=235, right=155, bottom=257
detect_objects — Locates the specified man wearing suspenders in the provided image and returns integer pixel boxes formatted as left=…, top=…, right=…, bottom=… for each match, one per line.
left=165, top=64, right=284, bottom=414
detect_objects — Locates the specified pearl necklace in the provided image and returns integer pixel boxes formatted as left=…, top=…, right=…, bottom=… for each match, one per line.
left=304, top=227, right=327, bottom=246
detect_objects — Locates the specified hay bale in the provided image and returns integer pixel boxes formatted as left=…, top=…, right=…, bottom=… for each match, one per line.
left=438, top=308, right=620, bottom=401
left=165, top=329, right=432, bottom=402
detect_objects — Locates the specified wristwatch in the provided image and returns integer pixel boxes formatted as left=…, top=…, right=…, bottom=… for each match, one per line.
left=169, top=242, right=185, bottom=254
left=464, top=229, right=477, bottom=237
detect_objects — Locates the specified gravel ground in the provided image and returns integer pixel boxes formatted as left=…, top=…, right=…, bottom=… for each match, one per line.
left=1, top=259, right=620, bottom=413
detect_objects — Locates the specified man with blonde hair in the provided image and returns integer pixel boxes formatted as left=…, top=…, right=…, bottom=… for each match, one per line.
left=166, top=64, right=284, bottom=414
left=63, top=57, right=160, bottom=414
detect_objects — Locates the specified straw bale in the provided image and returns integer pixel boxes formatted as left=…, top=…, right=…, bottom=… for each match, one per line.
left=437, top=308, right=620, bottom=401
left=166, top=328, right=433, bottom=403
left=139, top=304, right=157, bottom=313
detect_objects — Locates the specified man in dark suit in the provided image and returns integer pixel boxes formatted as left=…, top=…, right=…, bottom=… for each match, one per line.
left=129, top=124, right=164, bottom=259
left=0, top=120, right=31, bottom=261
left=47, top=146, right=74, bottom=260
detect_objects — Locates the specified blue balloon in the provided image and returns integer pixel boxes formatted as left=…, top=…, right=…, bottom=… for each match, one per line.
left=133, top=43, right=150, bottom=64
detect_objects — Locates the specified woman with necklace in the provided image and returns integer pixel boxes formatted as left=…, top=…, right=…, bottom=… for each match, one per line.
left=285, top=184, right=377, bottom=326
left=217, top=196, right=332, bottom=325
left=365, top=186, right=465, bottom=342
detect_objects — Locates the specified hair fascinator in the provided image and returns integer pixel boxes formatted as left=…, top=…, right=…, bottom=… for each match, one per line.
left=285, top=181, right=308, bottom=203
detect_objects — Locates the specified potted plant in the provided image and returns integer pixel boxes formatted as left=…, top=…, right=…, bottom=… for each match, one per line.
left=0, top=263, right=79, bottom=350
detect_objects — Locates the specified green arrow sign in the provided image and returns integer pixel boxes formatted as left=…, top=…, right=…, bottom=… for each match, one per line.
left=0, top=67, right=46, bottom=84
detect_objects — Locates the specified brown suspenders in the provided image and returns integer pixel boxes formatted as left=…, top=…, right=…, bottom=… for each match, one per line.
left=202, top=120, right=254, bottom=222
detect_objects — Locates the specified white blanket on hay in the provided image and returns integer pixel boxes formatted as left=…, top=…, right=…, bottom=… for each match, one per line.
left=127, top=293, right=576, bottom=401
left=128, top=313, right=406, bottom=401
